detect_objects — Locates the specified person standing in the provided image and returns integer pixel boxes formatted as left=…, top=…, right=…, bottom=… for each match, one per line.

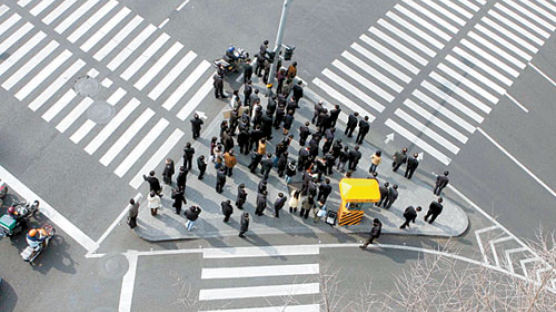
left=282, top=110, right=294, bottom=135
left=356, top=116, right=370, bottom=145
left=359, top=218, right=382, bottom=248
left=425, top=197, right=443, bottom=224
left=260, top=153, right=273, bottom=179
left=400, top=206, right=422, bottom=229
left=287, top=61, right=297, bottom=79
left=300, top=195, right=314, bottom=219
left=176, top=166, right=187, bottom=190
left=285, top=160, right=297, bottom=184
left=405, top=153, right=420, bottom=179
left=288, top=189, right=300, bottom=214
left=197, top=155, right=207, bottom=180
left=216, top=167, right=227, bottom=193
left=243, top=58, right=253, bottom=84
left=143, top=171, right=162, bottom=196
left=392, top=147, right=408, bottom=172
left=183, top=143, right=195, bottom=171
left=190, top=114, right=204, bottom=140
left=299, top=121, right=311, bottom=146
left=236, top=184, right=247, bottom=210
left=223, top=150, right=237, bottom=177
left=348, top=145, right=362, bottom=171
left=213, top=73, right=225, bottom=98
left=337, top=146, right=349, bottom=172
left=243, top=80, right=253, bottom=108
left=185, top=205, right=201, bottom=231
left=324, top=152, right=336, bottom=176
left=376, top=182, right=389, bottom=207
left=312, top=101, right=324, bottom=125
left=329, top=104, right=341, bottom=128
left=277, top=152, right=288, bottom=178
left=383, top=184, right=398, bottom=209
left=273, top=192, right=287, bottom=218
left=369, top=151, right=382, bottom=174
left=345, top=112, right=359, bottom=137
left=434, top=171, right=449, bottom=195
left=162, top=158, right=175, bottom=185
left=317, top=178, right=332, bottom=204
left=147, top=191, right=161, bottom=216
left=221, top=200, right=233, bottom=223
left=313, top=200, right=326, bottom=223
left=171, top=187, right=187, bottom=215
left=255, top=190, right=268, bottom=216
left=127, top=198, right=139, bottom=229
left=238, top=127, right=250, bottom=155
left=322, top=128, right=335, bottom=154
left=276, top=68, right=286, bottom=95
left=292, top=80, right=303, bottom=106
left=238, top=212, right=249, bottom=238
left=248, top=150, right=263, bottom=174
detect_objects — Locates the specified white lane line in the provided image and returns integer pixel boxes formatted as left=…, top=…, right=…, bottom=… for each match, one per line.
left=158, top=18, right=169, bottom=29
left=468, top=31, right=526, bottom=69
left=505, top=247, right=528, bottom=273
left=529, top=62, right=556, bottom=87
left=199, top=305, right=321, bottom=312
left=99, top=108, right=155, bottom=166
left=482, top=16, right=539, bottom=54
left=387, top=10, right=445, bottom=49
left=475, top=225, right=499, bottom=264
left=42, top=89, right=77, bottom=122
left=394, top=108, right=460, bottom=154
left=203, top=245, right=319, bottom=258
left=134, top=42, right=182, bottom=90
left=42, top=0, right=77, bottom=25
left=67, top=0, right=117, bottom=43
left=2, top=40, right=58, bottom=90
left=0, top=21, right=32, bottom=55
left=438, top=0, right=473, bottom=19
left=351, top=42, right=411, bottom=84
left=199, top=283, right=319, bottom=301
left=445, top=54, right=506, bottom=94
left=537, top=0, right=556, bottom=13
left=162, top=60, right=210, bottom=111
left=505, top=93, right=529, bottom=113
left=521, top=257, right=542, bottom=280
left=493, top=4, right=550, bottom=40
left=28, top=59, right=85, bottom=111
left=392, top=5, right=451, bottom=42
left=377, top=19, right=436, bottom=57
left=0, top=14, right=21, bottom=37
left=84, top=98, right=140, bottom=155
left=106, top=24, right=156, bottom=71
left=54, top=0, right=100, bottom=34
left=120, top=33, right=170, bottom=81
left=17, top=0, right=32, bottom=7
left=93, top=15, right=143, bottom=61
left=503, top=0, right=555, bottom=32
left=70, top=119, right=96, bottom=143
left=176, top=0, right=191, bottom=11
left=29, top=0, right=56, bottom=16
left=368, top=27, right=428, bottom=66
left=325, top=65, right=390, bottom=109
left=474, top=25, right=531, bottom=62
left=15, top=49, right=72, bottom=101
left=461, top=39, right=520, bottom=77
left=0, top=31, right=45, bottom=76
left=129, top=128, right=184, bottom=189
left=0, top=165, right=98, bottom=252
left=453, top=47, right=513, bottom=86
left=477, top=127, right=556, bottom=198
left=342, top=51, right=403, bottom=93
left=410, top=0, right=464, bottom=28
left=176, top=75, right=214, bottom=120
left=358, top=34, right=418, bottom=75
left=80, top=7, right=130, bottom=52
left=520, top=0, right=556, bottom=23
left=431, top=70, right=493, bottom=112
left=421, top=80, right=484, bottom=123
left=457, top=0, right=480, bottom=12
left=403, top=99, right=468, bottom=143
left=413, top=89, right=476, bottom=133
left=385, top=119, right=452, bottom=165
left=148, top=50, right=196, bottom=100
left=107, top=87, right=127, bottom=105
left=202, top=264, right=319, bottom=279
left=56, top=97, right=94, bottom=133
left=489, top=236, right=513, bottom=268
left=118, top=251, right=138, bottom=312
left=114, top=118, right=169, bottom=177
left=312, top=78, right=376, bottom=122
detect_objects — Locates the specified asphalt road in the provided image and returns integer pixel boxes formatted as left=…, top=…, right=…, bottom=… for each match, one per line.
left=0, top=0, right=555, bottom=311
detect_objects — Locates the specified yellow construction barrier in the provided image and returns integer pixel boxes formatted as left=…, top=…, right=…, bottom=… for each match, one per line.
left=337, top=178, right=380, bottom=226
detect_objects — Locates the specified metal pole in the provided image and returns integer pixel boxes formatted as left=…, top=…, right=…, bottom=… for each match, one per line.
left=266, top=0, right=291, bottom=94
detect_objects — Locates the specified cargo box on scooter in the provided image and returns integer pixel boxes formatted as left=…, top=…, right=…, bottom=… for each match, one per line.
left=0, top=214, right=16, bottom=231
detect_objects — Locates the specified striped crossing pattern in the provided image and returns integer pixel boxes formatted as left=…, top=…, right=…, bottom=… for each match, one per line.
left=198, top=246, right=321, bottom=312
left=1, top=1, right=216, bottom=188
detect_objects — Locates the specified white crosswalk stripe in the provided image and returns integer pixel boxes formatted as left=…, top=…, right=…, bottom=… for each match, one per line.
left=29, top=0, right=56, bottom=16
left=1, top=31, right=45, bottom=79
left=452, top=47, right=513, bottom=86
left=502, top=0, right=555, bottom=32
left=350, top=43, right=411, bottom=84
left=134, top=42, right=183, bottom=90
left=106, top=24, right=157, bottom=71
left=93, top=15, right=143, bottom=61
left=358, top=35, right=418, bottom=75
left=42, top=0, right=78, bottom=25
left=0, top=13, right=21, bottom=37
left=438, top=0, right=473, bottom=19
left=482, top=17, right=538, bottom=54
left=377, top=19, right=436, bottom=57
left=491, top=4, right=549, bottom=40
left=80, top=7, right=131, bottom=52
left=148, top=50, right=196, bottom=100
left=54, top=0, right=100, bottom=34
left=0, top=21, right=33, bottom=56
left=162, top=60, right=211, bottom=111
left=120, top=33, right=170, bottom=80
left=392, top=5, right=451, bottom=42
left=407, top=0, right=465, bottom=28
left=67, top=0, right=118, bottom=43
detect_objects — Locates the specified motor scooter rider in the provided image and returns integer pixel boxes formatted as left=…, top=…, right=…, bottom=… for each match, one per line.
left=26, top=228, right=47, bottom=250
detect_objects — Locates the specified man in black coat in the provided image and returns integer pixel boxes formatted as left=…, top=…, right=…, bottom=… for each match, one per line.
left=183, top=142, right=195, bottom=171
left=345, top=112, right=359, bottom=137
left=213, top=73, right=225, bottom=98
left=258, top=178, right=268, bottom=195
left=197, top=156, right=207, bottom=180
left=216, top=167, right=227, bottom=193
left=298, top=121, right=311, bottom=146
left=312, top=101, right=323, bottom=124
left=273, top=192, right=287, bottom=218
left=400, top=206, right=422, bottom=229
left=221, top=200, right=233, bottom=223
left=266, top=95, right=277, bottom=116
left=307, top=178, right=318, bottom=199
left=383, top=184, right=398, bottom=209
left=298, top=146, right=310, bottom=172
left=360, top=218, right=382, bottom=248
left=434, top=171, right=449, bottom=195
left=392, top=147, right=408, bottom=172
left=243, top=80, right=253, bottom=108
left=260, top=153, right=273, bottom=179
left=176, top=166, right=187, bottom=190
left=190, top=114, right=204, bottom=140
left=277, top=152, right=288, bottom=177
left=356, top=116, right=370, bottom=145
left=425, top=198, right=443, bottom=224
left=376, top=182, right=389, bottom=207
left=329, top=104, right=341, bottom=128
left=238, top=128, right=250, bottom=155
left=317, top=178, right=332, bottom=204
left=292, top=80, right=303, bottom=105
left=316, top=108, right=329, bottom=134
left=248, top=151, right=263, bottom=174
left=261, top=111, right=274, bottom=139
left=255, top=190, right=268, bottom=216
left=236, top=184, right=247, bottom=210
left=239, top=212, right=249, bottom=238
left=322, top=128, right=335, bottom=154
left=243, top=58, right=253, bottom=84
left=405, top=153, right=419, bottom=179
left=143, top=171, right=162, bottom=195
left=249, top=126, right=263, bottom=151
left=348, top=145, right=362, bottom=171
left=171, top=187, right=187, bottom=215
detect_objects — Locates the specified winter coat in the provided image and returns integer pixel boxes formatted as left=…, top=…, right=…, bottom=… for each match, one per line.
left=185, top=206, right=201, bottom=221
left=371, top=154, right=382, bottom=166
left=240, top=213, right=249, bottom=231
left=224, top=153, right=237, bottom=168
left=221, top=201, right=233, bottom=216
left=147, top=193, right=161, bottom=209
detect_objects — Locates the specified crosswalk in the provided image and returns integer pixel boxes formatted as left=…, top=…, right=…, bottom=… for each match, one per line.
left=198, top=246, right=321, bottom=312
left=0, top=1, right=216, bottom=188
left=312, top=0, right=556, bottom=165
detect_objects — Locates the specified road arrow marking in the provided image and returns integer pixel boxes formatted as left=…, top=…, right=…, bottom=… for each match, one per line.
left=196, top=110, right=208, bottom=120
left=384, top=133, right=394, bottom=144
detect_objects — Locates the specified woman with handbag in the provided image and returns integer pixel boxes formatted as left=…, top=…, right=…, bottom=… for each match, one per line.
left=147, top=191, right=161, bottom=216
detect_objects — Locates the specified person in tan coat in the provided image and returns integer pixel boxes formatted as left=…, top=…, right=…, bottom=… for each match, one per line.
left=224, top=150, right=237, bottom=177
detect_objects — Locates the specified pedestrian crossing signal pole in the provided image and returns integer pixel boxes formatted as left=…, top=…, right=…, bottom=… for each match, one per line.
left=266, top=0, right=292, bottom=95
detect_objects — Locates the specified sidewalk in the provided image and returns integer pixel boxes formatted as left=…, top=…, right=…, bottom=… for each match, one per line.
left=135, top=78, right=468, bottom=242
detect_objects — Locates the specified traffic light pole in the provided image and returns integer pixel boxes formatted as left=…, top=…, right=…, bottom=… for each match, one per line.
left=266, top=0, right=292, bottom=95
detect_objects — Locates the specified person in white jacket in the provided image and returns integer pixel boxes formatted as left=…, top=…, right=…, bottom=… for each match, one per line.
left=148, top=191, right=161, bottom=216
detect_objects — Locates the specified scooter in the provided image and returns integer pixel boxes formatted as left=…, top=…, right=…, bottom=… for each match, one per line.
left=21, top=224, right=55, bottom=265
left=0, top=179, right=7, bottom=207
left=0, top=200, right=40, bottom=240
left=213, top=46, right=248, bottom=75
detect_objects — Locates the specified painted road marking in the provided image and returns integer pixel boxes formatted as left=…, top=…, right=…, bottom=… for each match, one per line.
left=341, top=51, right=402, bottom=93
left=204, top=245, right=319, bottom=258
left=54, top=0, right=100, bottom=34
left=452, top=47, right=513, bottom=86
left=368, top=27, right=427, bottom=66
left=176, top=75, right=214, bottom=120
left=422, top=78, right=484, bottom=123
left=445, top=54, right=505, bottom=95
left=350, top=42, right=411, bottom=84
left=120, top=33, right=170, bottom=81
left=324, top=65, right=389, bottom=108
left=198, top=283, right=320, bottom=301
left=42, top=0, right=77, bottom=25
left=359, top=34, right=419, bottom=75
left=67, top=0, right=117, bottom=43
left=482, top=16, right=538, bottom=54
left=377, top=19, right=436, bottom=57
left=436, top=63, right=498, bottom=107
left=0, top=21, right=33, bottom=58
left=403, top=0, right=462, bottom=30
left=80, top=7, right=131, bottom=52
left=134, top=41, right=183, bottom=90
left=29, top=0, right=56, bottom=16
left=70, top=119, right=96, bottom=144
left=199, top=305, right=321, bottom=312
left=107, top=87, right=127, bottom=105
left=106, top=24, right=156, bottom=71
left=56, top=97, right=94, bottom=133
left=312, top=78, right=375, bottom=122
left=461, top=39, right=519, bottom=77
left=202, top=264, right=319, bottom=279
left=162, top=60, right=210, bottom=111
left=413, top=89, right=476, bottom=133
left=42, top=89, right=78, bottom=122
left=118, top=251, right=138, bottom=312
left=148, top=50, right=196, bottom=100
left=0, top=13, right=22, bottom=37
left=93, top=15, right=143, bottom=61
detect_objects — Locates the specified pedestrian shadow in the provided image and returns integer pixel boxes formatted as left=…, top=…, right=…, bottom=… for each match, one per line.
left=0, top=279, right=17, bottom=312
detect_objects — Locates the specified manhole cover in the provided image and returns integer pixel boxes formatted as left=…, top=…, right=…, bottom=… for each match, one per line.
left=87, top=101, right=114, bottom=124
left=74, top=75, right=99, bottom=97
left=96, top=254, right=128, bottom=280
